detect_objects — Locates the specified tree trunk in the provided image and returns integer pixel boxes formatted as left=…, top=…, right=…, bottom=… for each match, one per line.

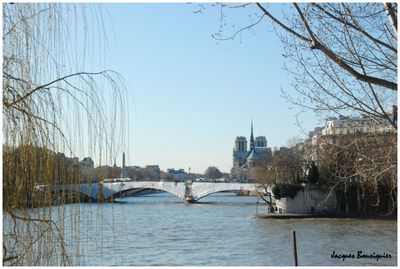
left=337, top=192, right=342, bottom=213
left=384, top=3, right=398, bottom=34
left=344, top=192, right=349, bottom=213
left=362, top=197, right=367, bottom=213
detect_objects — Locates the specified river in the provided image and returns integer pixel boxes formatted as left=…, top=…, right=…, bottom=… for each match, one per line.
left=4, top=192, right=397, bottom=266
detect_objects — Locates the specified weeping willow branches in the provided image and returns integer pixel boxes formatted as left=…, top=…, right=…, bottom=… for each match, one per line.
left=3, top=3, right=128, bottom=265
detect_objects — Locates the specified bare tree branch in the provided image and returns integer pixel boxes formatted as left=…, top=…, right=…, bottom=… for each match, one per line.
left=292, top=3, right=397, bottom=91
left=256, top=3, right=311, bottom=42
left=384, top=3, right=398, bottom=34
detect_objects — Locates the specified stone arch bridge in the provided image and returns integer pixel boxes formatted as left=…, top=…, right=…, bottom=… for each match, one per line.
left=36, top=180, right=264, bottom=203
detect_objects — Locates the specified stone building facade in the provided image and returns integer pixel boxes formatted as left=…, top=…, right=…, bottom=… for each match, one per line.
left=299, top=114, right=396, bottom=163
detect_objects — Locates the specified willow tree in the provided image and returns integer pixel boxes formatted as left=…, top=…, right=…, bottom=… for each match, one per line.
left=3, top=3, right=127, bottom=265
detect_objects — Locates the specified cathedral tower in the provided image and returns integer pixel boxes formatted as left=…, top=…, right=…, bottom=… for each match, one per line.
left=234, top=136, right=247, bottom=152
left=249, top=120, right=255, bottom=151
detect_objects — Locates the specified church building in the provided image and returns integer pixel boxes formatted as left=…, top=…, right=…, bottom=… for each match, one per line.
left=231, top=121, right=272, bottom=181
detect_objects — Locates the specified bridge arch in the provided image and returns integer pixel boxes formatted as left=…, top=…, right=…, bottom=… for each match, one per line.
left=108, top=187, right=182, bottom=200
left=35, top=183, right=100, bottom=200
left=101, top=181, right=186, bottom=200
left=192, top=190, right=241, bottom=201
left=191, top=182, right=262, bottom=201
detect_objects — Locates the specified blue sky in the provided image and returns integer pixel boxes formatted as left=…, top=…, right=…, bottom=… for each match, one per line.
left=83, top=3, right=321, bottom=173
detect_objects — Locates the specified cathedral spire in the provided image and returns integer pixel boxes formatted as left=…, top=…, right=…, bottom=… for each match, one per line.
left=250, top=119, right=255, bottom=150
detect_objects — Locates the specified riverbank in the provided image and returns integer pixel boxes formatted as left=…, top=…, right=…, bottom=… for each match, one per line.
left=256, top=212, right=397, bottom=220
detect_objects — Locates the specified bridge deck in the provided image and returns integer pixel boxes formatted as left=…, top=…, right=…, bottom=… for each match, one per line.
left=37, top=180, right=264, bottom=201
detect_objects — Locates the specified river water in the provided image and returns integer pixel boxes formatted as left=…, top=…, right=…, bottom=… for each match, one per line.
left=4, top=192, right=397, bottom=266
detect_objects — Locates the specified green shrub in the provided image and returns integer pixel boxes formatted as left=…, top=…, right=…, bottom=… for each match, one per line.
left=272, top=184, right=304, bottom=199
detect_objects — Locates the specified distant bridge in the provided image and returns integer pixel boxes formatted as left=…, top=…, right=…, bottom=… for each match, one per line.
left=36, top=180, right=264, bottom=203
